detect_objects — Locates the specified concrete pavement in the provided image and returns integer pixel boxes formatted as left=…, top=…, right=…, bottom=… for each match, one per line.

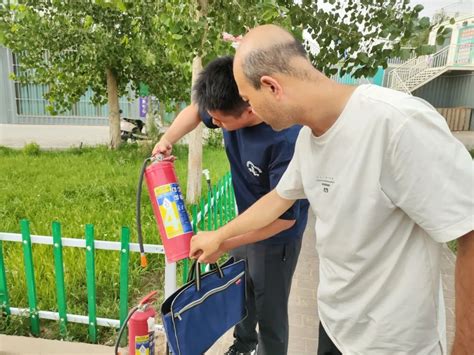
left=0, top=124, right=109, bottom=149
left=452, top=131, right=474, bottom=150
left=0, top=124, right=473, bottom=151
left=0, top=334, right=114, bottom=355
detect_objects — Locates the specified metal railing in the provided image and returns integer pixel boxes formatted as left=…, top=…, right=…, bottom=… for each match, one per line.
left=0, top=172, right=236, bottom=342
left=386, top=50, right=417, bottom=66
left=387, top=45, right=454, bottom=93
left=387, top=70, right=412, bottom=95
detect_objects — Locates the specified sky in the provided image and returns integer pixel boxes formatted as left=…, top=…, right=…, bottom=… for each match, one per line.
left=412, top=0, right=473, bottom=18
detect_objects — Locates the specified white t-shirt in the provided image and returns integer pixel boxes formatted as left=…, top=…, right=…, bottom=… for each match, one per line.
left=276, top=84, right=474, bottom=355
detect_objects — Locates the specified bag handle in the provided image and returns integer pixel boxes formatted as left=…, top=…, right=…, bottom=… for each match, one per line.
left=187, top=260, right=224, bottom=292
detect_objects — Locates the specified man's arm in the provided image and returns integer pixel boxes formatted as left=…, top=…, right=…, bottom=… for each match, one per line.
left=223, top=218, right=295, bottom=251
left=190, top=189, right=296, bottom=261
left=152, top=103, right=201, bottom=156
left=452, top=229, right=474, bottom=354
left=199, top=218, right=295, bottom=263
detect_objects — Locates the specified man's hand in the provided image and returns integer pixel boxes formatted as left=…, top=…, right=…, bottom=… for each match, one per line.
left=152, top=137, right=176, bottom=161
left=150, top=104, right=202, bottom=160
left=190, top=231, right=223, bottom=263
left=203, top=248, right=225, bottom=264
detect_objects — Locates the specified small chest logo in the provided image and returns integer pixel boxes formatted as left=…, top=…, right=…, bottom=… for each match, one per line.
left=316, top=176, right=335, bottom=193
left=246, top=161, right=262, bottom=177
left=235, top=279, right=242, bottom=286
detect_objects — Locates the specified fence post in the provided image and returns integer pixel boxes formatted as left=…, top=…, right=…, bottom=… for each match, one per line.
left=165, top=261, right=177, bottom=298
left=213, top=185, right=218, bottom=230
left=52, top=221, right=68, bottom=338
left=182, top=205, right=198, bottom=284
left=0, top=240, right=10, bottom=317
left=85, top=224, right=97, bottom=343
left=218, top=179, right=223, bottom=228
left=229, top=174, right=236, bottom=218
left=207, top=189, right=212, bottom=231
left=197, top=196, right=206, bottom=274
left=200, top=197, right=205, bottom=231
left=20, top=219, right=40, bottom=336
left=226, top=174, right=232, bottom=221
left=119, top=226, right=130, bottom=340
left=223, top=176, right=228, bottom=223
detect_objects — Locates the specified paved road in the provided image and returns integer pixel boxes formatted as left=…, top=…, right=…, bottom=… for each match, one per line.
left=1, top=124, right=473, bottom=151
left=0, top=124, right=109, bottom=148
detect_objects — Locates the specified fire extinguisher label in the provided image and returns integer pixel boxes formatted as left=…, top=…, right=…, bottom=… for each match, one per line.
left=155, top=183, right=193, bottom=239
left=135, top=332, right=155, bottom=355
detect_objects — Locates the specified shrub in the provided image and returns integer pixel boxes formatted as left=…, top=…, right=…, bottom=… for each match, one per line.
left=206, top=129, right=224, bottom=148
left=23, top=142, right=41, bottom=156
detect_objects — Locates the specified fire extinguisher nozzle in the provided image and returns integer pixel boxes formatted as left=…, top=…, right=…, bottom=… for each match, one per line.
left=140, top=254, right=148, bottom=268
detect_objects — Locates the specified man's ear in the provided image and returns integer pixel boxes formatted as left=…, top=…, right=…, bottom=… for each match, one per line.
left=260, top=76, right=283, bottom=98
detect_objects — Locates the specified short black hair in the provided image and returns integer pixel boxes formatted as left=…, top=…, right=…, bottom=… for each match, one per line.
left=243, top=39, right=308, bottom=89
left=192, top=56, right=249, bottom=116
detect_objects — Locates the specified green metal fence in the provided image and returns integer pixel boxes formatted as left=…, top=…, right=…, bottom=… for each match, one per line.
left=182, top=171, right=236, bottom=282
left=0, top=172, right=235, bottom=342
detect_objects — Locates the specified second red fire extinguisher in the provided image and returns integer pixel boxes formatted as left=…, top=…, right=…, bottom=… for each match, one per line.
left=114, top=290, right=158, bottom=355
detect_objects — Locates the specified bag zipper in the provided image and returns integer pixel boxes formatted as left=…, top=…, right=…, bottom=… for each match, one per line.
left=174, top=271, right=245, bottom=321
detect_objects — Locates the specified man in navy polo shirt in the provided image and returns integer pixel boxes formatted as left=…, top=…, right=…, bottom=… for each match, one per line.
left=153, top=56, right=308, bottom=355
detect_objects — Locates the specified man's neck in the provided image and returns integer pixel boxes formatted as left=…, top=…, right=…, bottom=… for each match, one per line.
left=300, top=83, right=357, bottom=137
left=246, top=114, right=264, bottom=127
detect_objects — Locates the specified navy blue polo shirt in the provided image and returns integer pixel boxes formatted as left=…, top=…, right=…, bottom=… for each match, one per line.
left=199, top=110, right=309, bottom=245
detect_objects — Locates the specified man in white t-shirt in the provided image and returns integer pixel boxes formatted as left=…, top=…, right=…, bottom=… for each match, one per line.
left=189, top=25, right=474, bottom=355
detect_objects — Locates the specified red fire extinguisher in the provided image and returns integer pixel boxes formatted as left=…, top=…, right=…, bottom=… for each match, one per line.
left=114, top=290, right=158, bottom=355
left=136, top=155, right=193, bottom=265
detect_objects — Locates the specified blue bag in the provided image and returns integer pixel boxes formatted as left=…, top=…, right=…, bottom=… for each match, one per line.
left=161, top=257, right=247, bottom=355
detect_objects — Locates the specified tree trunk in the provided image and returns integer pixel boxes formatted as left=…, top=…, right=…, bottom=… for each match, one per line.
left=185, top=0, right=209, bottom=204
left=186, top=56, right=204, bottom=204
left=106, top=68, right=121, bottom=149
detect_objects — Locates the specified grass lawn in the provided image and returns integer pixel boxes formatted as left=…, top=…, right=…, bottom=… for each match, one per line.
left=0, top=143, right=228, bottom=344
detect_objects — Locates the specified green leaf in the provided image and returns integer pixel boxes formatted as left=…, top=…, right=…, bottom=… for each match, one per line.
left=436, top=35, right=446, bottom=46
left=262, top=9, right=276, bottom=22
left=389, top=32, right=399, bottom=41
left=84, top=15, right=93, bottom=29
left=413, top=4, right=424, bottom=12
left=400, top=48, right=412, bottom=60
left=420, top=44, right=434, bottom=55
left=419, top=17, right=430, bottom=28
left=357, top=52, right=369, bottom=63
left=327, top=67, right=338, bottom=75
left=114, top=0, right=127, bottom=12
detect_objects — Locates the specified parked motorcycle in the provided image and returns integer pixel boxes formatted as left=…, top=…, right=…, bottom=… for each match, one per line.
left=120, top=110, right=146, bottom=143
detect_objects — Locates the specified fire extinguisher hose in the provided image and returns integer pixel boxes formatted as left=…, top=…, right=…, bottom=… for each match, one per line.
left=114, top=306, right=139, bottom=355
left=136, top=157, right=152, bottom=267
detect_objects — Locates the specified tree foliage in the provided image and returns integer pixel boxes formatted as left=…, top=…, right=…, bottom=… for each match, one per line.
left=0, top=1, right=200, bottom=111
left=279, top=0, right=450, bottom=78
left=0, top=0, right=443, bottom=142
